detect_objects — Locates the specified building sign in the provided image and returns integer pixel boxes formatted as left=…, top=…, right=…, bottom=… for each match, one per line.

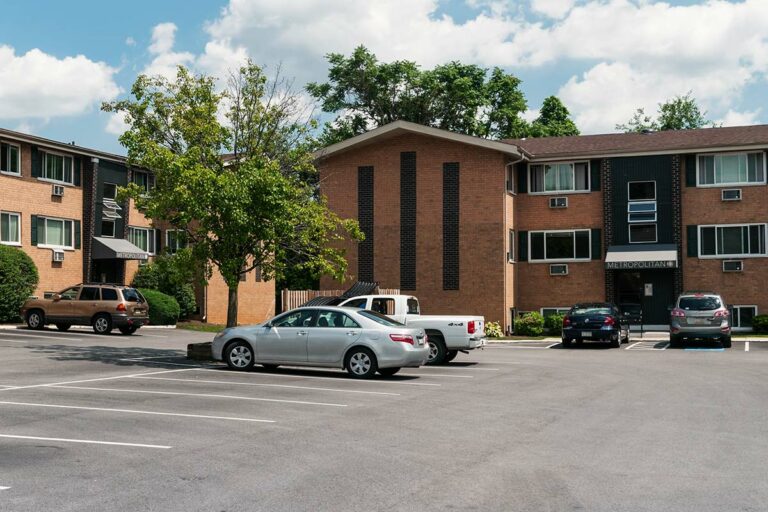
left=115, top=252, right=149, bottom=260
left=605, top=260, right=677, bottom=270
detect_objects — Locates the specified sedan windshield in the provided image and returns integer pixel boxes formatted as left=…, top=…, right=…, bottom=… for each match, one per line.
left=679, top=297, right=722, bottom=311
left=358, top=310, right=405, bottom=327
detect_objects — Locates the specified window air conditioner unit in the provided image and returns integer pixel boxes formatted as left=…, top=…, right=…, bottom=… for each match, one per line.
left=721, top=189, right=742, bottom=201
left=52, top=250, right=65, bottom=262
left=722, top=260, right=743, bottom=272
left=52, top=184, right=65, bottom=197
left=549, top=197, right=568, bottom=208
left=550, top=263, right=568, bottom=275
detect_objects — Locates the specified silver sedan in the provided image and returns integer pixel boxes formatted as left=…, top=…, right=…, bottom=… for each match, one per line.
left=211, top=306, right=430, bottom=378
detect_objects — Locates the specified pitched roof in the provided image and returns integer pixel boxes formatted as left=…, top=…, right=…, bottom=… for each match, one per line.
left=506, top=124, right=768, bottom=160
left=0, top=127, right=128, bottom=163
left=314, top=120, right=522, bottom=160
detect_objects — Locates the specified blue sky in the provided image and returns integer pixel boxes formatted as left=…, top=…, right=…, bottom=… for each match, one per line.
left=0, top=0, right=766, bottom=154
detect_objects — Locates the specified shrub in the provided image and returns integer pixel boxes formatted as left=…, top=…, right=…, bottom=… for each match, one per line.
left=752, top=315, right=768, bottom=334
left=132, top=248, right=197, bottom=319
left=544, top=313, right=565, bottom=336
left=138, top=288, right=181, bottom=325
left=485, top=321, right=503, bottom=338
left=0, top=246, right=39, bottom=322
left=515, top=312, right=545, bottom=337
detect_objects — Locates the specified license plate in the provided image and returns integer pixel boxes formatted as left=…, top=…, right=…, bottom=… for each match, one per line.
left=581, top=331, right=592, bottom=337
left=688, top=318, right=708, bottom=325
left=134, top=309, right=145, bottom=315
left=417, top=338, right=424, bottom=346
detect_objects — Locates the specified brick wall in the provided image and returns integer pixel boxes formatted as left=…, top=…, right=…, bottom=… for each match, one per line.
left=205, top=265, right=275, bottom=325
left=681, top=157, right=768, bottom=313
left=0, top=142, right=84, bottom=295
left=318, top=133, right=509, bottom=325
left=124, top=198, right=154, bottom=285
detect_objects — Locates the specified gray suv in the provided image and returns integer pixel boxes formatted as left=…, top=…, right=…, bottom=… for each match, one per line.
left=669, top=292, right=731, bottom=348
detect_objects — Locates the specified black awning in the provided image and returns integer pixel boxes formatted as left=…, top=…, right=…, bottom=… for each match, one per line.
left=300, top=296, right=342, bottom=307
left=92, top=237, right=149, bottom=260
left=340, top=281, right=378, bottom=299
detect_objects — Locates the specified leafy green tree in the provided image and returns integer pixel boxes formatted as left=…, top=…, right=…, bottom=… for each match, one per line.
left=308, top=45, right=565, bottom=143
left=104, top=63, right=361, bottom=327
left=0, top=246, right=38, bottom=322
left=529, top=96, right=580, bottom=137
left=617, top=92, right=717, bottom=133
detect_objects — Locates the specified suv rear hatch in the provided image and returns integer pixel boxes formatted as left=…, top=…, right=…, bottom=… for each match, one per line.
left=675, top=296, right=725, bottom=329
left=122, top=288, right=148, bottom=317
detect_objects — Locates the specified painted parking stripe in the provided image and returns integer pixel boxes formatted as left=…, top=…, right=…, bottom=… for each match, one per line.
left=50, top=385, right=348, bottom=408
left=684, top=348, right=725, bottom=352
left=745, top=342, right=750, bottom=352
left=396, top=373, right=473, bottom=379
left=0, top=368, right=196, bottom=392
left=626, top=341, right=669, bottom=351
left=0, top=486, right=10, bottom=490
left=133, top=376, right=401, bottom=396
left=0, top=401, right=275, bottom=423
left=0, top=334, right=84, bottom=342
left=118, top=358, right=215, bottom=368
left=0, top=434, right=170, bottom=449
left=192, top=368, right=442, bottom=387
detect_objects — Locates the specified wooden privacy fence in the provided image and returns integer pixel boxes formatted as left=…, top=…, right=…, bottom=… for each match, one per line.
left=280, top=288, right=400, bottom=312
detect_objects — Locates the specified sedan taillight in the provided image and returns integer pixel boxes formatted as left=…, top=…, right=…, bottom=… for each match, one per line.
left=390, top=334, right=414, bottom=345
left=603, top=316, right=615, bottom=326
left=563, top=316, right=571, bottom=327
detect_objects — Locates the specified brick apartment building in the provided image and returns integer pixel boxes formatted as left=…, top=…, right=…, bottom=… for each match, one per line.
left=0, top=128, right=274, bottom=325
left=316, top=121, right=768, bottom=332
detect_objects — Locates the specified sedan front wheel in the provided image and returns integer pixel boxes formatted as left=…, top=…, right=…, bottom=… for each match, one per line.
left=225, top=341, right=254, bottom=371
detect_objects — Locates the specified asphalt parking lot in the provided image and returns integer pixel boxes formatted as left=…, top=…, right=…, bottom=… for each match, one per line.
left=2, top=328, right=768, bottom=512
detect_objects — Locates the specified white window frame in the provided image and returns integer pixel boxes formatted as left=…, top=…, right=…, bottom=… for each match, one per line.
left=698, top=223, right=768, bottom=259
left=103, top=182, right=118, bottom=200
left=128, top=226, right=156, bottom=255
left=506, top=164, right=515, bottom=195
left=38, top=216, right=74, bottom=250
left=696, top=151, right=767, bottom=188
left=628, top=223, right=658, bottom=244
left=133, top=170, right=154, bottom=195
left=540, top=307, right=570, bottom=317
left=528, top=161, right=591, bottom=195
left=0, top=142, right=21, bottom=176
left=0, top=211, right=21, bottom=246
left=101, top=220, right=115, bottom=238
left=41, top=151, right=75, bottom=185
left=627, top=180, right=656, bottom=201
left=730, top=305, right=758, bottom=330
left=528, top=229, right=591, bottom=263
left=166, top=229, right=186, bottom=254
left=507, top=228, right=515, bottom=263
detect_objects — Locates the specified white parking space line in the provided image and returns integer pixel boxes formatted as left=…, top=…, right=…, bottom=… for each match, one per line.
left=134, top=333, right=168, bottom=338
left=118, top=358, right=214, bottom=368
left=0, top=400, right=275, bottom=423
left=192, top=368, right=442, bottom=387
left=133, top=376, right=402, bottom=396
left=0, top=434, right=171, bottom=449
left=50, top=385, right=349, bottom=408
left=745, top=342, right=750, bottom=352
left=0, top=334, right=84, bottom=342
left=397, top=373, right=474, bottom=379
left=0, top=486, right=10, bottom=490
left=430, top=366, right=500, bottom=371
left=626, top=341, right=669, bottom=351
left=0, top=368, right=196, bottom=392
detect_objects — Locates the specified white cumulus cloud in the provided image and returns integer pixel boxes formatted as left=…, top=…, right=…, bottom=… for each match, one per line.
left=530, top=0, right=577, bottom=19
left=142, top=22, right=195, bottom=79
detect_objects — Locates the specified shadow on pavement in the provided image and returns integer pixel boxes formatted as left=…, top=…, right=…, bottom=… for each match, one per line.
left=207, top=365, right=422, bottom=382
left=24, top=344, right=204, bottom=369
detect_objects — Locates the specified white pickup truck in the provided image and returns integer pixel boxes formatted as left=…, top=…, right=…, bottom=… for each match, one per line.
left=337, top=294, right=486, bottom=364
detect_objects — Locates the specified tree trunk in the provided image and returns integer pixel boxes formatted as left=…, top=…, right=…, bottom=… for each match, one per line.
left=226, top=285, right=238, bottom=327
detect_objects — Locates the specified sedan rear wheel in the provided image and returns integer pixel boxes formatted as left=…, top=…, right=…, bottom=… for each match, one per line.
left=225, top=341, right=254, bottom=371
left=346, top=347, right=378, bottom=379
left=610, top=332, right=621, bottom=348
left=562, top=338, right=572, bottom=348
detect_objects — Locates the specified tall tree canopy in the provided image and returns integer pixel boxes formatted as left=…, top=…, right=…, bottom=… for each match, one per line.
left=529, top=96, right=580, bottom=137
left=616, top=92, right=717, bottom=133
left=307, top=45, right=578, bottom=144
left=103, top=64, right=361, bottom=327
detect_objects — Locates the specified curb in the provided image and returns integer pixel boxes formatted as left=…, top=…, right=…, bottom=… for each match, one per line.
left=0, top=324, right=177, bottom=330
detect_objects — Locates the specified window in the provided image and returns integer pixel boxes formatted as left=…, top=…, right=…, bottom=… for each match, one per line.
left=570, top=305, right=613, bottom=315
left=102, top=288, right=118, bottom=301
left=272, top=309, right=315, bottom=328
left=506, top=165, right=515, bottom=193
left=59, top=287, right=80, bottom=300
left=358, top=310, right=405, bottom=327
left=730, top=305, right=757, bottom=329
left=102, top=220, right=115, bottom=238
left=529, top=162, right=589, bottom=194
left=0, top=212, right=21, bottom=245
left=79, top=287, right=100, bottom=300
left=315, top=310, right=361, bottom=328
left=41, top=218, right=74, bottom=248
left=628, top=181, right=656, bottom=201
left=43, top=152, right=74, bottom=184
left=629, top=224, right=657, bottom=244
left=371, top=298, right=396, bottom=315
left=103, top=183, right=117, bottom=200
left=698, top=152, right=765, bottom=186
left=699, top=224, right=767, bottom=257
left=128, top=227, right=155, bottom=254
left=541, top=307, right=570, bottom=317
left=1, top=142, right=20, bottom=175
left=133, top=171, right=155, bottom=194
left=122, top=288, right=145, bottom=303
left=529, top=230, right=590, bottom=261
left=508, top=229, right=515, bottom=263
left=679, top=296, right=722, bottom=311
left=406, top=298, right=420, bottom=315
left=166, top=229, right=187, bottom=254
left=343, top=298, right=367, bottom=309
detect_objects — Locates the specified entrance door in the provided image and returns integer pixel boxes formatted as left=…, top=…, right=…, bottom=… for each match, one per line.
left=616, top=270, right=674, bottom=325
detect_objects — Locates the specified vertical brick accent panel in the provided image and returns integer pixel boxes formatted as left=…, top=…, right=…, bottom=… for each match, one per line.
left=602, top=158, right=614, bottom=301
left=680, top=155, right=768, bottom=314
left=670, top=155, right=683, bottom=298
left=442, top=162, right=460, bottom=290
left=83, top=157, right=97, bottom=283
left=357, top=166, right=374, bottom=282
left=400, top=152, right=417, bottom=290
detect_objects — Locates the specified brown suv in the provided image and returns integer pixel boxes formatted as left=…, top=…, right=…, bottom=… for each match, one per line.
left=21, top=284, right=149, bottom=335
